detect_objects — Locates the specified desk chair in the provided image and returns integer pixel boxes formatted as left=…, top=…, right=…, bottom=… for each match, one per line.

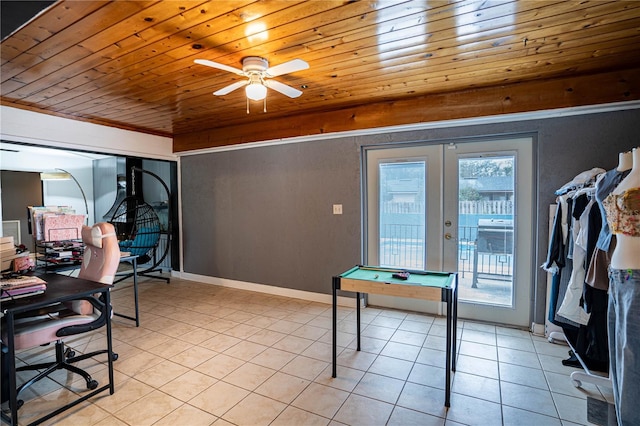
left=3, top=223, right=120, bottom=407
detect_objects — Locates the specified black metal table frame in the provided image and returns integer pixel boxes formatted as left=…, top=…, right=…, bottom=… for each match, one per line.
left=1, top=274, right=115, bottom=426
left=113, top=254, right=140, bottom=327
left=332, top=270, right=458, bottom=407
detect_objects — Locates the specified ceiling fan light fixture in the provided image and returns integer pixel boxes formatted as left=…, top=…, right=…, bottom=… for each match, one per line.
left=245, top=80, right=267, bottom=101
left=195, top=56, right=308, bottom=104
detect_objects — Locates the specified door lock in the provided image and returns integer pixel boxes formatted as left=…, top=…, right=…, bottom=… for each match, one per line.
left=444, top=220, right=452, bottom=227
left=444, top=233, right=453, bottom=240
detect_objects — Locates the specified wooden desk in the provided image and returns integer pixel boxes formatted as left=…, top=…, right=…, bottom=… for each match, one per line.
left=1, top=274, right=114, bottom=426
left=332, top=265, right=458, bottom=407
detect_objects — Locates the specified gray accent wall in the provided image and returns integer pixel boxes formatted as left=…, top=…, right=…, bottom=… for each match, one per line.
left=180, top=108, right=640, bottom=325
left=181, top=138, right=362, bottom=294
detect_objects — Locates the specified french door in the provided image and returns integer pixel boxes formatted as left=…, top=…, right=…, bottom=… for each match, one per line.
left=364, top=137, right=533, bottom=327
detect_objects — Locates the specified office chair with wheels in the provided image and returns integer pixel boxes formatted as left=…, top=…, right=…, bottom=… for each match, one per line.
left=3, top=222, right=120, bottom=406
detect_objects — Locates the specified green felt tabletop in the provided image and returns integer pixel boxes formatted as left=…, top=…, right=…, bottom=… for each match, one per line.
left=339, top=265, right=455, bottom=289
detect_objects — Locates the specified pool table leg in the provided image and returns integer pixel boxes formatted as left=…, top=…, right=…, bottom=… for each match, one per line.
left=332, top=277, right=338, bottom=378
left=356, top=292, right=361, bottom=351
left=445, top=290, right=452, bottom=408
left=452, top=275, right=458, bottom=372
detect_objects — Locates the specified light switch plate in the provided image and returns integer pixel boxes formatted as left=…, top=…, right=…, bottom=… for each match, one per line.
left=333, top=204, right=343, bottom=215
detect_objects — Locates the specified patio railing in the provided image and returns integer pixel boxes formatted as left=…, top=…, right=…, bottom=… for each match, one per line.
left=379, top=224, right=513, bottom=280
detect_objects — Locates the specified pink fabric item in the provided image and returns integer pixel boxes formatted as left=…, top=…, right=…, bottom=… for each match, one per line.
left=3, top=314, right=95, bottom=350
left=42, top=214, right=84, bottom=241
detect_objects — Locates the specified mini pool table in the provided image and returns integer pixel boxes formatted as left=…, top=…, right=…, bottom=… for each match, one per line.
left=332, top=265, right=458, bottom=407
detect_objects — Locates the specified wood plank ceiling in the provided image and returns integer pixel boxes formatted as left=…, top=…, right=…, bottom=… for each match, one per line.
left=2, top=0, right=640, bottom=152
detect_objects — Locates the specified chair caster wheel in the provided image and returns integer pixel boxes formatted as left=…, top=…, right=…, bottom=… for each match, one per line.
left=65, top=348, right=76, bottom=358
left=111, top=353, right=119, bottom=361
left=87, top=379, right=99, bottom=390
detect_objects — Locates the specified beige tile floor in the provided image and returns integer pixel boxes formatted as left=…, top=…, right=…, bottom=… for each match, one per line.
left=8, top=275, right=613, bottom=425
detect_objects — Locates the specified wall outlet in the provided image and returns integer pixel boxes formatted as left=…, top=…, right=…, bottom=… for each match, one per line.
left=333, top=204, right=343, bottom=215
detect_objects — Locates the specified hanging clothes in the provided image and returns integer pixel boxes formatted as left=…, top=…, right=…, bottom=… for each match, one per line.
left=545, top=167, right=609, bottom=372
left=556, top=191, right=596, bottom=325
left=544, top=194, right=578, bottom=329
left=586, top=168, right=630, bottom=291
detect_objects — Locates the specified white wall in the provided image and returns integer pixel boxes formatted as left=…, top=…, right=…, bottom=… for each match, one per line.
left=1, top=105, right=176, bottom=229
left=1, top=147, right=97, bottom=225
left=42, top=168, right=94, bottom=223
left=0, top=106, right=175, bottom=160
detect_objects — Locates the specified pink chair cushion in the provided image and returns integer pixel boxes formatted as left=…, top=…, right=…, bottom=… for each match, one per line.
left=70, top=223, right=120, bottom=315
left=3, top=313, right=98, bottom=350
left=81, top=224, right=104, bottom=248
left=79, top=222, right=120, bottom=285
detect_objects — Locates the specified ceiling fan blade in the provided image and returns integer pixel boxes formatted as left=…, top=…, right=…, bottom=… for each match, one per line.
left=213, top=80, right=248, bottom=96
left=265, top=59, right=309, bottom=77
left=194, top=59, right=244, bottom=76
left=264, top=79, right=303, bottom=98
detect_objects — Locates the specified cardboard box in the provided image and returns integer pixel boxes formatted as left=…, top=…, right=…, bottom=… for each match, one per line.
left=1, top=236, right=14, bottom=253
left=0, top=236, right=14, bottom=245
left=1, top=251, right=29, bottom=271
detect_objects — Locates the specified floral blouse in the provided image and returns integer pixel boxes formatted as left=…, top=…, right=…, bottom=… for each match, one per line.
left=603, top=187, right=640, bottom=237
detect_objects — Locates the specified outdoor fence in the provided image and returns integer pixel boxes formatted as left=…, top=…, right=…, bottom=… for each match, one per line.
left=383, top=200, right=513, bottom=215
left=379, top=224, right=512, bottom=278
left=379, top=199, right=514, bottom=280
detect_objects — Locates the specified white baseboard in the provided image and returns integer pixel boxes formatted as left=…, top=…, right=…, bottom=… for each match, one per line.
left=175, top=271, right=355, bottom=307
left=531, top=322, right=546, bottom=336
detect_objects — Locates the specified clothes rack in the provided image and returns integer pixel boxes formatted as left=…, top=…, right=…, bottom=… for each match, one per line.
left=544, top=167, right=612, bottom=390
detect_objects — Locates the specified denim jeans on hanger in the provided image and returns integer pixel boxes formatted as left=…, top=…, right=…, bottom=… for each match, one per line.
left=608, top=268, right=640, bottom=426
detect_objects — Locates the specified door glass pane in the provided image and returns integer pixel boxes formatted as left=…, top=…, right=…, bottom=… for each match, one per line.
left=457, top=155, right=515, bottom=306
left=379, top=161, right=425, bottom=269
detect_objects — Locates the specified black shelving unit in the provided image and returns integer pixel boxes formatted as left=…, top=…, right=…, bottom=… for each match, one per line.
left=35, top=239, right=84, bottom=273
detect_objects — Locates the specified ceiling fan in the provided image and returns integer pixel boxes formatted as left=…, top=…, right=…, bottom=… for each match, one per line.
left=194, top=56, right=309, bottom=111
